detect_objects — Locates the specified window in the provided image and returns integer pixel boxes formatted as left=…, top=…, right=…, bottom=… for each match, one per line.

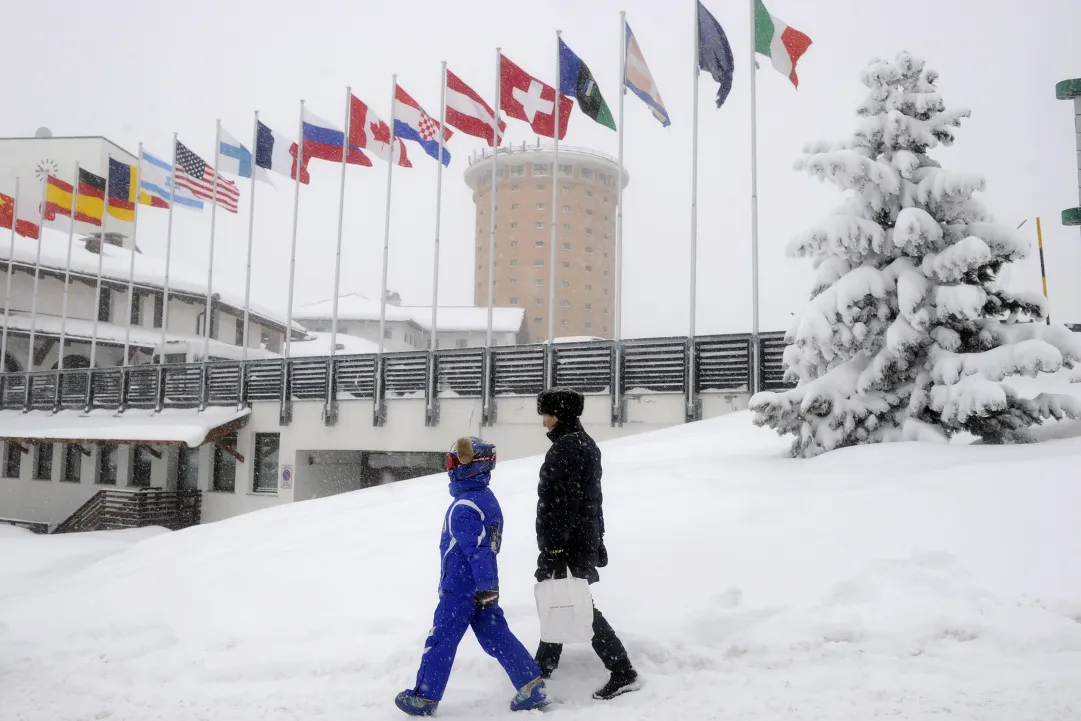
left=510, top=240, right=518, bottom=248
left=561, top=185, right=570, bottom=193
left=98, top=289, right=112, bottom=323
left=455, top=339, right=468, bottom=349
left=98, top=445, right=118, bottom=485
left=604, top=288, right=609, bottom=295
left=561, top=204, right=570, bottom=212
left=384, top=328, right=393, bottom=339
left=561, top=319, right=569, bottom=327
left=509, top=297, right=518, bottom=305
left=605, top=215, right=610, bottom=222
left=534, top=259, right=544, bottom=266
left=604, top=233, right=610, bottom=240
left=559, top=164, right=573, bottom=176
left=510, top=222, right=519, bottom=229
left=585, top=265, right=593, bottom=272
left=511, top=165, right=524, bottom=177
left=586, top=190, right=593, bottom=197
left=561, top=281, right=570, bottom=288
left=131, top=446, right=153, bottom=487
left=560, top=300, right=570, bottom=307
left=509, top=279, right=518, bottom=286
left=535, top=298, right=544, bottom=306
left=581, top=168, right=594, bottom=180
left=585, top=322, right=593, bottom=329
left=604, top=270, right=610, bottom=277
left=535, top=202, right=545, bottom=210
left=213, top=433, right=237, bottom=493
left=585, top=284, right=592, bottom=291
left=599, top=173, right=608, bottom=185
left=585, top=246, right=594, bottom=254
left=153, top=294, right=163, bottom=328
left=561, top=261, right=570, bottom=269
left=253, top=433, right=279, bottom=493
left=585, top=302, right=593, bottom=311
left=533, top=163, right=550, bottom=176
left=209, top=309, right=220, bottom=339
left=235, top=318, right=244, bottom=346
left=535, top=184, right=545, bottom=191
left=511, top=203, right=520, bottom=210
left=511, top=184, right=520, bottom=191
left=562, top=224, right=570, bottom=231
left=130, top=292, right=141, bottom=325
left=535, top=221, right=544, bottom=229
left=34, top=443, right=53, bottom=481
left=535, top=279, right=544, bottom=286
left=586, top=209, right=593, bottom=216
left=3, top=443, right=20, bottom=478
left=585, top=228, right=593, bottom=236
left=510, top=260, right=518, bottom=267
left=535, top=240, right=544, bottom=247
left=534, top=317, right=543, bottom=324
left=561, top=242, right=570, bottom=250
left=603, top=196, right=609, bottom=203
left=63, top=445, right=82, bottom=483
left=176, top=446, right=199, bottom=491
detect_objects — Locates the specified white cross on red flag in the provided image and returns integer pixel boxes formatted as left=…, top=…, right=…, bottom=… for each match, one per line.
left=499, top=54, right=573, bottom=140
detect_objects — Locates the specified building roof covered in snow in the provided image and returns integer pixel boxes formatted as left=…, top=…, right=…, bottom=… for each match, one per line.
left=293, top=294, right=525, bottom=334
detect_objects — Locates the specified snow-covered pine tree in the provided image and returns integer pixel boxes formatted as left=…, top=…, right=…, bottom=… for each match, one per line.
left=750, top=51, right=1081, bottom=458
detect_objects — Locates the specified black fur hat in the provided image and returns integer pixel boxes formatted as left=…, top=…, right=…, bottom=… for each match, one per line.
left=537, top=388, right=585, bottom=420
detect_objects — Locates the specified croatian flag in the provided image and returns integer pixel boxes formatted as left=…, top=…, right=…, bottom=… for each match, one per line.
left=393, top=85, right=452, bottom=166
left=349, top=94, right=411, bottom=168
left=302, top=107, right=372, bottom=167
left=218, top=126, right=273, bottom=184
left=256, top=121, right=310, bottom=184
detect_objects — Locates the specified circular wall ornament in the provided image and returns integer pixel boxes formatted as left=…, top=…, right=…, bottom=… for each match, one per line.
left=34, top=159, right=60, bottom=182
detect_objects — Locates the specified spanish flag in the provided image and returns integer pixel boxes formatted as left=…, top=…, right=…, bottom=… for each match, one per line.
left=44, top=170, right=107, bottom=226
left=108, top=158, right=168, bottom=222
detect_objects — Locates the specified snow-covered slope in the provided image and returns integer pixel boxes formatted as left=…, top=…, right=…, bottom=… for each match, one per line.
left=2, top=414, right=1081, bottom=720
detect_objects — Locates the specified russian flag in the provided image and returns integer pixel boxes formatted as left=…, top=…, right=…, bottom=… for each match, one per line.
left=302, top=108, right=372, bottom=167
left=393, top=85, right=452, bottom=166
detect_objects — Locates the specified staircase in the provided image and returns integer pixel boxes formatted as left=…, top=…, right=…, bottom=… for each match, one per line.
left=52, top=488, right=203, bottom=534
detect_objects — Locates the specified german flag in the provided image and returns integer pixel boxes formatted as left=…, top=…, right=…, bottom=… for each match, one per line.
left=108, top=158, right=168, bottom=221
left=45, top=170, right=106, bottom=226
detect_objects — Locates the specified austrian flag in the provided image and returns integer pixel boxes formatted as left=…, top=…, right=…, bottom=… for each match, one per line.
left=499, top=54, right=573, bottom=140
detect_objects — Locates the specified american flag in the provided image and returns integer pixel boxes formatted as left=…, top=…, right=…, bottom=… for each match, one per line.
left=174, top=140, right=240, bottom=213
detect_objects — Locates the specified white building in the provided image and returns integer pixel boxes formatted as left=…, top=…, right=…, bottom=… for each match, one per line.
left=293, top=293, right=526, bottom=352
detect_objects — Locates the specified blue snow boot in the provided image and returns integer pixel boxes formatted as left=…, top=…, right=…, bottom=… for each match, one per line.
left=395, top=690, right=438, bottom=717
left=510, top=677, right=550, bottom=712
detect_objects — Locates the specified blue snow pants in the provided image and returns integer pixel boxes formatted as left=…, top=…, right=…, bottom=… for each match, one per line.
left=413, top=591, right=541, bottom=702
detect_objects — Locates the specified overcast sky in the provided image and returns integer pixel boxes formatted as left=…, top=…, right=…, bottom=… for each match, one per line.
left=3, top=0, right=1080, bottom=336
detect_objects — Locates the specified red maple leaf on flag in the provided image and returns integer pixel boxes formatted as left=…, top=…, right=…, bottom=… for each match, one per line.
left=369, top=120, right=391, bottom=146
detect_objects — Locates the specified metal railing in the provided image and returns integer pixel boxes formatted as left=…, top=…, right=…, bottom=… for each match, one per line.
left=0, top=332, right=791, bottom=426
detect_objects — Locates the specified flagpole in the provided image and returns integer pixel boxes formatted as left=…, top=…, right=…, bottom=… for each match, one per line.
left=688, top=0, right=700, bottom=415
left=26, top=174, right=48, bottom=371
left=241, top=110, right=260, bottom=361
left=748, top=0, right=761, bottom=394
left=58, top=164, right=82, bottom=371
left=618, top=13, right=626, bottom=343
left=547, top=30, right=562, bottom=355
left=329, top=86, right=353, bottom=362
left=159, top=133, right=179, bottom=363
left=376, top=77, right=397, bottom=358
left=485, top=49, right=501, bottom=349
left=122, top=145, right=143, bottom=366
left=284, top=101, right=305, bottom=361
left=0, top=176, right=19, bottom=371
left=202, top=120, right=222, bottom=361
left=88, top=158, right=111, bottom=369
left=429, top=63, right=447, bottom=356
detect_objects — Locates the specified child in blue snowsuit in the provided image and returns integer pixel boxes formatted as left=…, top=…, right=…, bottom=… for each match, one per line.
left=395, top=437, right=549, bottom=716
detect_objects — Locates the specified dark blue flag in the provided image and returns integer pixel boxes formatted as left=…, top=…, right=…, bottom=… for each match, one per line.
left=697, top=1, right=735, bottom=108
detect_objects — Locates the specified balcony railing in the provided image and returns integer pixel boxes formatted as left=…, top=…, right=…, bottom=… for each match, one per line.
left=0, top=332, right=792, bottom=426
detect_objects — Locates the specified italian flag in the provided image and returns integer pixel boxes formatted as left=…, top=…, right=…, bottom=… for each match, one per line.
left=754, top=0, right=812, bottom=88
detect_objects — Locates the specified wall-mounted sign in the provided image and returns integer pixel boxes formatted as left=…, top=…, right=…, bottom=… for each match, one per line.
left=280, top=464, right=293, bottom=490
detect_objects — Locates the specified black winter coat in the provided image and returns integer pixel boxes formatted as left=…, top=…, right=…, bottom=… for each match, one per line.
left=535, top=420, right=606, bottom=584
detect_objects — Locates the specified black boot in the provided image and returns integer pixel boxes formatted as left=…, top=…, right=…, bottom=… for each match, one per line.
left=593, top=663, right=640, bottom=700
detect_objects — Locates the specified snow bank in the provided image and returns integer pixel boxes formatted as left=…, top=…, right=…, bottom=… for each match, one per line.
left=1, top=414, right=1080, bottom=719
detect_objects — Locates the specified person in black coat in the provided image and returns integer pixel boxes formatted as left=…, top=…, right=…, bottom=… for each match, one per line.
left=534, top=388, right=640, bottom=701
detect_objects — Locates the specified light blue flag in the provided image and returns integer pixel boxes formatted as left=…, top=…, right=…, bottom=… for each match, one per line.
left=141, top=151, right=204, bottom=210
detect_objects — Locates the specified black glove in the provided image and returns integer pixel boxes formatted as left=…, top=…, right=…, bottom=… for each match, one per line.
left=474, top=589, right=499, bottom=609
left=598, top=539, right=609, bottom=568
left=535, top=548, right=568, bottom=582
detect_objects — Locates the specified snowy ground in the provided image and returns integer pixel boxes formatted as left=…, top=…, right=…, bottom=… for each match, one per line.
left=2, top=398, right=1081, bottom=719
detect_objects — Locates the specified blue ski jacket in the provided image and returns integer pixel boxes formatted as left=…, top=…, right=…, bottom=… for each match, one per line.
left=438, top=473, right=504, bottom=596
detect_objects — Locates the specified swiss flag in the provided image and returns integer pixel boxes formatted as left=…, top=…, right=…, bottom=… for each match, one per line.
left=500, top=54, right=573, bottom=140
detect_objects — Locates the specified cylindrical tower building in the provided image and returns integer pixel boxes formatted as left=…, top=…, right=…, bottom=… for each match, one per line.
left=463, top=143, right=629, bottom=342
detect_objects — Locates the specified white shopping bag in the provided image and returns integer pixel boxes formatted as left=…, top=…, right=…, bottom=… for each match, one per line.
left=534, top=576, right=594, bottom=644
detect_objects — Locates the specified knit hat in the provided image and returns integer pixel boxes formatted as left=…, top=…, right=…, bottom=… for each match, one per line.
left=446, top=436, right=496, bottom=481
left=537, top=388, right=585, bottom=420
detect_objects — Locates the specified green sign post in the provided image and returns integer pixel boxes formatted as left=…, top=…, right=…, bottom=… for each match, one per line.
left=1057, top=78, right=1081, bottom=226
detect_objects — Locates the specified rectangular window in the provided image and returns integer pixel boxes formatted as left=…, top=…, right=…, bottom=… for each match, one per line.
left=561, top=204, right=570, bottom=212
left=559, top=164, right=573, bottom=176
left=98, top=289, right=112, bottom=323
left=535, top=240, right=544, bottom=247
left=604, top=270, right=610, bottom=277
left=384, top=328, right=393, bottom=339
left=535, top=299, right=544, bottom=306
left=510, top=240, right=518, bottom=247
left=509, top=297, right=518, bottom=305
left=535, top=184, right=545, bottom=191
left=585, top=265, right=593, bottom=272
left=585, top=228, right=593, bottom=235
left=511, top=183, right=520, bottom=190
left=561, top=319, right=569, bottom=327
left=599, top=173, right=608, bottom=185
left=176, top=447, right=199, bottom=491
left=535, top=221, right=544, bottom=229
left=562, top=224, right=570, bottom=231
left=511, top=165, right=524, bottom=176
left=585, top=284, right=592, bottom=291
left=3, top=443, right=21, bottom=478
left=532, top=163, right=550, bottom=176
left=586, top=209, right=593, bottom=216
left=98, top=444, right=118, bottom=485
left=510, top=222, right=519, bottom=229
left=534, top=317, right=543, bottom=324
left=213, top=433, right=237, bottom=493
left=235, top=318, right=244, bottom=346
left=585, top=303, right=593, bottom=310
left=534, top=259, right=544, bottom=266
left=535, top=202, right=545, bottom=210
left=581, top=168, right=594, bottom=180
left=511, top=203, right=520, bottom=210
left=63, top=445, right=82, bottom=483
left=603, top=196, right=609, bottom=203
left=560, top=281, right=569, bottom=288
left=561, top=261, right=570, bottom=268
left=586, top=190, right=593, bottom=197
left=210, top=310, right=220, bottom=340
left=253, top=433, right=280, bottom=493
left=130, top=291, right=141, bottom=325
left=34, top=443, right=53, bottom=481
left=560, top=299, right=570, bottom=307
left=131, top=446, right=153, bottom=487
left=153, top=294, right=163, bottom=328
left=510, top=260, right=518, bottom=267
left=535, top=279, right=544, bottom=286
left=585, top=246, right=594, bottom=254
left=561, top=242, right=570, bottom=250
left=584, top=321, right=593, bottom=329
left=509, top=279, right=518, bottom=286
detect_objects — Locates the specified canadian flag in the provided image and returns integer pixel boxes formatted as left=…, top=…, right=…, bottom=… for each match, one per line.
left=349, top=95, right=411, bottom=168
left=499, top=54, right=573, bottom=140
